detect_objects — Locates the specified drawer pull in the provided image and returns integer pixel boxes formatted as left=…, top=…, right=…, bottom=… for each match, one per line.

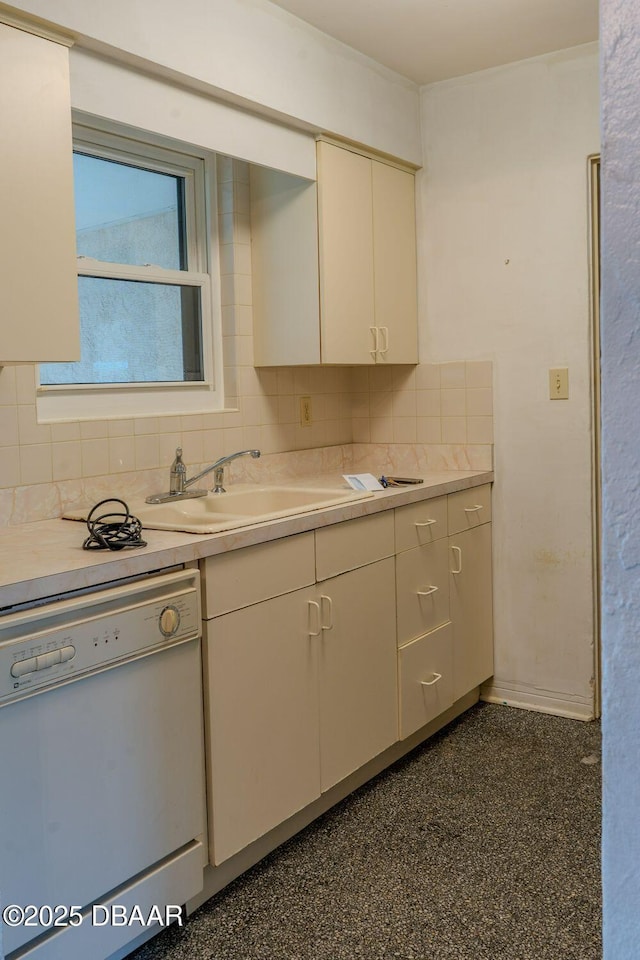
left=417, top=585, right=439, bottom=597
left=308, top=600, right=321, bottom=637
left=415, top=519, right=437, bottom=528
left=464, top=504, right=483, bottom=513
left=451, top=545, right=463, bottom=575
left=320, top=594, right=333, bottom=631
left=421, top=673, right=442, bottom=688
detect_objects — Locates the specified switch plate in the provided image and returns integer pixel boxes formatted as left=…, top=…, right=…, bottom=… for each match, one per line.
left=549, top=367, right=569, bottom=400
left=299, top=395, right=312, bottom=426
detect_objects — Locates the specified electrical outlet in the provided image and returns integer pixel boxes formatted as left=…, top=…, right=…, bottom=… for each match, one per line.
left=300, top=395, right=313, bottom=426
left=549, top=367, right=569, bottom=400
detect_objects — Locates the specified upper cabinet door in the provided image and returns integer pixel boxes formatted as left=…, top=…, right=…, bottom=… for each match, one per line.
left=317, top=140, right=418, bottom=365
left=250, top=139, right=419, bottom=367
left=0, top=21, right=79, bottom=363
left=317, top=139, right=375, bottom=364
left=372, top=161, right=418, bottom=364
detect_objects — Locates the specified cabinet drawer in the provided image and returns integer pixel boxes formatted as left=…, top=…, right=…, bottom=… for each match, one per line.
left=398, top=624, right=454, bottom=739
left=315, top=511, right=394, bottom=581
left=201, top=532, right=316, bottom=618
left=447, top=484, right=492, bottom=535
left=394, top=496, right=448, bottom=553
left=396, top=539, right=450, bottom=646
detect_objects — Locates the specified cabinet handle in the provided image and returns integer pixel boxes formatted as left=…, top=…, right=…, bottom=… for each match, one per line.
left=308, top=600, right=321, bottom=637
left=421, top=673, right=442, bottom=688
left=451, top=545, right=463, bottom=575
left=415, top=519, right=437, bottom=528
left=464, top=504, right=483, bottom=513
left=417, top=585, right=439, bottom=597
left=320, top=594, right=333, bottom=631
left=378, top=326, right=389, bottom=358
left=369, top=326, right=379, bottom=360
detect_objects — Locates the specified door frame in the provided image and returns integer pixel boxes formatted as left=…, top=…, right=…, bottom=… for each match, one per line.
left=588, top=153, right=601, bottom=719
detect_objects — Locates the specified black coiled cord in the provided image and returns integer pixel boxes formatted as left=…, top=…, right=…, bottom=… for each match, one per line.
left=83, top=498, right=147, bottom=551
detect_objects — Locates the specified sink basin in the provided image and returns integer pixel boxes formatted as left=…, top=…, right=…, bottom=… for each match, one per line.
left=130, top=484, right=374, bottom=533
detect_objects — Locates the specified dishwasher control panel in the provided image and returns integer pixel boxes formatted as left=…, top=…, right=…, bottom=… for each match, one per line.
left=0, top=568, right=201, bottom=706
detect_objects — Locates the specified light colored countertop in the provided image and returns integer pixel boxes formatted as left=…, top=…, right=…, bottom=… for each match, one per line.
left=0, top=470, right=492, bottom=609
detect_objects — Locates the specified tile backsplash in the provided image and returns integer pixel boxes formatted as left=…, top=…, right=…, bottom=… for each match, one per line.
left=0, top=357, right=492, bottom=527
left=0, top=157, right=492, bottom=527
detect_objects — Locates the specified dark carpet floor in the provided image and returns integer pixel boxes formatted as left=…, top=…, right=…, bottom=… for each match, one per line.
left=130, top=702, right=602, bottom=960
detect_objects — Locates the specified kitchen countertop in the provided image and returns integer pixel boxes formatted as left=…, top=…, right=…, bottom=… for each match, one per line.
left=0, top=469, right=492, bottom=609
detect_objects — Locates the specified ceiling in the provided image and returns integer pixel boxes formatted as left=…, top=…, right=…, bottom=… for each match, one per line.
left=267, top=0, right=599, bottom=85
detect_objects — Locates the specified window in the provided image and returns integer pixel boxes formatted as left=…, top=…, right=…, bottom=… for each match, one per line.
left=38, top=123, right=222, bottom=419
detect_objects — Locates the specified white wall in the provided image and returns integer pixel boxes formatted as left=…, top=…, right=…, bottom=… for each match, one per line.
left=69, top=50, right=318, bottom=180
left=420, top=44, right=600, bottom=718
left=4, top=0, right=421, bottom=165
left=600, top=1, right=640, bottom=955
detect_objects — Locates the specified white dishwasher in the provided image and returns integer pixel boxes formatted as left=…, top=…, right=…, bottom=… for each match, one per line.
left=0, top=568, right=205, bottom=960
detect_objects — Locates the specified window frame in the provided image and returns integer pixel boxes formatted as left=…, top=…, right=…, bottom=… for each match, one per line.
left=37, top=120, right=225, bottom=421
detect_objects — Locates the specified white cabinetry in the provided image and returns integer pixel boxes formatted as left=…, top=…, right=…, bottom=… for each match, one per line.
left=0, top=19, right=79, bottom=363
left=395, top=485, right=493, bottom=738
left=370, top=158, right=419, bottom=363
left=200, top=484, right=492, bottom=867
left=315, top=140, right=374, bottom=364
left=448, top=486, right=494, bottom=702
left=395, top=496, right=454, bottom=739
left=201, top=533, right=318, bottom=865
left=250, top=139, right=418, bottom=366
left=204, top=584, right=320, bottom=865
left=315, top=513, right=397, bottom=791
left=317, top=140, right=418, bottom=364
left=201, top=515, right=398, bottom=865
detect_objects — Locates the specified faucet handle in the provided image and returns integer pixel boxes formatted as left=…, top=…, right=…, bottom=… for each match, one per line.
left=169, top=447, right=187, bottom=495
left=212, top=465, right=226, bottom=494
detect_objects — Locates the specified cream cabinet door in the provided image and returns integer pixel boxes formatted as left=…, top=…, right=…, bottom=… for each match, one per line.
left=317, top=139, right=375, bottom=364
left=372, top=161, right=418, bottom=364
left=204, top=586, right=320, bottom=865
left=449, top=523, right=494, bottom=701
left=0, top=22, right=79, bottom=362
left=317, top=557, right=398, bottom=792
left=317, top=140, right=418, bottom=365
left=250, top=140, right=418, bottom=367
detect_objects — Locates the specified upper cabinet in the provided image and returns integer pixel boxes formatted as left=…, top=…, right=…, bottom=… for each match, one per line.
left=250, top=139, right=418, bottom=366
left=317, top=140, right=418, bottom=365
left=0, top=18, right=80, bottom=363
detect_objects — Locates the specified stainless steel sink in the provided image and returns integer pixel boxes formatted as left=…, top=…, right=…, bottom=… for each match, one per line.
left=129, top=484, right=374, bottom=533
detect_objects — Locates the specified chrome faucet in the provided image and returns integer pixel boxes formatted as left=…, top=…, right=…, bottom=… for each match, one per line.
left=146, top=448, right=261, bottom=504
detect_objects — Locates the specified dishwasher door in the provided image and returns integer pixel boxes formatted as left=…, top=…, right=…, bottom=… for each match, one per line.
left=0, top=569, right=205, bottom=960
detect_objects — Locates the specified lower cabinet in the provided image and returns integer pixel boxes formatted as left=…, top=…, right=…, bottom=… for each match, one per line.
left=394, top=483, right=494, bottom=738
left=449, top=522, right=493, bottom=703
left=201, top=484, right=493, bottom=869
left=317, top=557, right=397, bottom=792
left=203, top=585, right=320, bottom=865
left=202, top=525, right=398, bottom=866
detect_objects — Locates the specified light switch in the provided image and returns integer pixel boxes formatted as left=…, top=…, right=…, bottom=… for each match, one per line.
left=549, top=367, right=569, bottom=400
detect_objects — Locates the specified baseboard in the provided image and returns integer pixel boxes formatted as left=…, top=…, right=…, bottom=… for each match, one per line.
left=480, top=680, right=595, bottom=721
